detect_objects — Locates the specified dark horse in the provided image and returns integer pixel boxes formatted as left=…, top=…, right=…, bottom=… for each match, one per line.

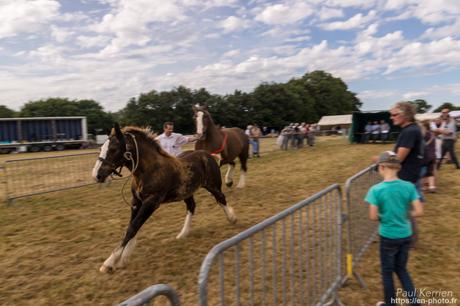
left=193, top=105, right=249, bottom=188
left=92, top=124, right=237, bottom=273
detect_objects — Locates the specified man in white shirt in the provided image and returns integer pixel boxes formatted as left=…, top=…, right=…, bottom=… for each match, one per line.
left=156, top=122, right=196, bottom=156
left=435, top=109, right=459, bottom=169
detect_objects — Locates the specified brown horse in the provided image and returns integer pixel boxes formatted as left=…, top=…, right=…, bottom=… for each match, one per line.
left=193, top=105, right=249, bottom=188
left=92, top=124, right=236, bottom=273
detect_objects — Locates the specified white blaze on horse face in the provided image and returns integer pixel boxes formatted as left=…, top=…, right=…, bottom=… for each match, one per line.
left=196, top=111, right=204, bottom=135
left=225, top=164, right=235, bottom=184
left=92, top=139, right=110, bottom=180
left=176, top=211, right=192, bottom=239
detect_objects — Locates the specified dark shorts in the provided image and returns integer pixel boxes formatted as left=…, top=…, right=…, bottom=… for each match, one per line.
left=423, top=159, right=436, bottom=177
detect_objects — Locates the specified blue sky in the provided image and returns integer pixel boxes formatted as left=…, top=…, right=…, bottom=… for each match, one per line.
left=1, top=0, right=460, bottom=113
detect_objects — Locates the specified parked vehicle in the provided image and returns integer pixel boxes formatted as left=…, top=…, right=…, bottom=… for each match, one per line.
left=0, top=116, right=88, bottom=153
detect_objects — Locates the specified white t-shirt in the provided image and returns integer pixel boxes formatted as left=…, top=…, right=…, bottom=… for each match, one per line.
left=156, top=132, right=189, bottom=156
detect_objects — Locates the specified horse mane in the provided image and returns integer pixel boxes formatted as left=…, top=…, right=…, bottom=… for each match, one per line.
left=121, top=126, right=176, bottom=160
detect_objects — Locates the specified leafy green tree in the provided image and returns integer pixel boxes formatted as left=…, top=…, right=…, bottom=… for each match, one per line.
left=207, top=90, right=252, bottom=128
left=251, top=82, right=310, bottom=127
left=0, top=105, right=16, bottom=117
left=117, top=70, right=362, bottom=131
left=433, top=102, right=460, bottom=112
left=300, top=70, right=361, bottom=118
left=75, top=100, right=115, bottom=135
left=19, top=98, right=79, bottom=117
left=409, top=99, right=432, bottom=113
left=18, top=98, right=113, bottom=135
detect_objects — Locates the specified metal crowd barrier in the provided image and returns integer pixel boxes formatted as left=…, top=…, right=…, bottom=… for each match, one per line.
left=3, top=152, right=99, bottom=203
left=198, top=184, right=344, bottom=306
left=343, top=165, right=381, bottom=288
left=118, top=284, right=181, bottom=306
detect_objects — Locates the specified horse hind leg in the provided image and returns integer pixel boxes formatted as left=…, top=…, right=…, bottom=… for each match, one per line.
left=225, top=162, right=236, bottom=187
left=176, top=197, right=196, bottom=239
left=236, top=153, right=248, bottom=188
left=207, top=187, right=237, bottom=224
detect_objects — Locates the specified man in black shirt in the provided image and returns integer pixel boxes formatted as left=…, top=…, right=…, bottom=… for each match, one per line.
left=390, top=101, right=424, bottom=248
left=391, top=102, right=424, bottom=184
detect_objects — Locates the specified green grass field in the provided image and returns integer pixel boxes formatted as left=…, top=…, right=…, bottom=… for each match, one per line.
left=0, top=137, right=458, bottom=305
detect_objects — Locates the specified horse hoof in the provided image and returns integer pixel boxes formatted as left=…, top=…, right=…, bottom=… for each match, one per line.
left=99, top=264, right=114, bottom=274
left=176, top=233, right=187, bottom=239
left=229, top=217, right=237, bottom=224
left=226, top=181, right=233, bottom=187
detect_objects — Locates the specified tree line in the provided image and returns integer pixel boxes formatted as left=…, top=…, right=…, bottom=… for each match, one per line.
left=0, top=70, right=456, bottom=135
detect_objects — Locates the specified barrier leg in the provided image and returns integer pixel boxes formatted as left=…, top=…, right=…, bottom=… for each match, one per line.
left=353, top=271, right=368, bottom=290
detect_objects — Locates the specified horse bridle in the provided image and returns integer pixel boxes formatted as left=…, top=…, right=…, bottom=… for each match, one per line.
left=98, top=133, right=139, bottom=178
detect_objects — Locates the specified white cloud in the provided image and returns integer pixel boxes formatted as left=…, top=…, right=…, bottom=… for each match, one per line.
left=318, top=7, right=344, bottom=20
left=383, top=0, right=460, bottom=25
left=403, top=91, right=429, bottom=99
left=321, top=10, right=377, bottom=31
left=423, top=19, right=460, bottom=39
left=355, top=29, right=405, bottom=56
left=358, top=89, right=398, bottom=99
left=325, top=0, right=379, bottom=9
left=219, top=16, right=249, bottom=33
left=51, top=26, right=74, bottom=43
left=255, top=2, right=313, bottom=25
left=0, top=0, right=60, bottom=39
left=77, top=35, right=112, bottom=48
left=284, top=35, right=311, bottom=43
left=222, top=49, right=240, bottom=58
left=91, top=0, right=186, bottom=53
left=385, top=37, right=460, bottom=74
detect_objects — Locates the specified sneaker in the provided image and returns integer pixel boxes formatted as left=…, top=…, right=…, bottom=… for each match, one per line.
left=376, top=302, right=385, bottom=306
left=428, top=186, right=436, bottom=193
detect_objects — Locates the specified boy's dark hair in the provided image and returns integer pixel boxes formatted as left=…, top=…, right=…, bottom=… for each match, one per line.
left=163, top=122, right=174, bottom=128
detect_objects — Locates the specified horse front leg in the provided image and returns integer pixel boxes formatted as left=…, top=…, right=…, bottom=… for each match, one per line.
left=176, top=196, right=196, bottom=239
left=225, top=162, right=236, bottom=187
left=99, top=195, right=161, bottom=273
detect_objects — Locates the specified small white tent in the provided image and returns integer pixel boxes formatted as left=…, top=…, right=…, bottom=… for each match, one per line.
left=317, top=114, right=352, bottom=130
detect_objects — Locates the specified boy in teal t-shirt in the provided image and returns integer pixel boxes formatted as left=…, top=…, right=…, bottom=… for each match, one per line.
left=365, top=151, right=423, bottom=306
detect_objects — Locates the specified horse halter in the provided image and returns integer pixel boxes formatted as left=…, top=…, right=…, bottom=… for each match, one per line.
left=98, top=156, right=123, bottom=177
left=99, top=133, right=140, bottom=179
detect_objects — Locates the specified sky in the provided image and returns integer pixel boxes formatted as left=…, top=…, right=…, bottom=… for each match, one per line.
left=1, top=0, right=460, bottom=113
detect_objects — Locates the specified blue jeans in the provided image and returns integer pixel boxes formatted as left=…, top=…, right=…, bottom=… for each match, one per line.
left=380, top=236, right=419, bottom=306
left=250, top=138, right=259, bottom=155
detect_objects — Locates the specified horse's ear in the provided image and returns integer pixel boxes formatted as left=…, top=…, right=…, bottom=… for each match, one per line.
left=113, top=122, right=124, bottom=142
left=192, top=104, right=197, bottom=112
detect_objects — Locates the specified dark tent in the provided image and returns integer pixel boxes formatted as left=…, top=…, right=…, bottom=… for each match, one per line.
left=348, top=111, right=401, bottom=143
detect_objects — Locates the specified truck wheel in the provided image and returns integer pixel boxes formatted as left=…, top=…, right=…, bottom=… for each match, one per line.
left=30, top=146, right=41, bottom=152
left=43, top=145, right=52, bottom=152
left=56, top=144, right=65, bottom=151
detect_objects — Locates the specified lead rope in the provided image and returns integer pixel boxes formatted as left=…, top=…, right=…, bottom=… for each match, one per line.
left=120, top=133, right=139, bottom=208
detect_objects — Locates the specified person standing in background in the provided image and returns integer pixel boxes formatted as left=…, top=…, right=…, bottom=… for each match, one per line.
left=380, top=120, right=390, bottom=143
left=390, top=102, right=424, bottom=248
left=435, top=108, right=460, bottom=170
left=249, top=123, right=262, bottom=157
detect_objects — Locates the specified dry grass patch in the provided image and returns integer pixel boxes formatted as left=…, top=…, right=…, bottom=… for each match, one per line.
left=0, top=137, right=458, bottom=305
